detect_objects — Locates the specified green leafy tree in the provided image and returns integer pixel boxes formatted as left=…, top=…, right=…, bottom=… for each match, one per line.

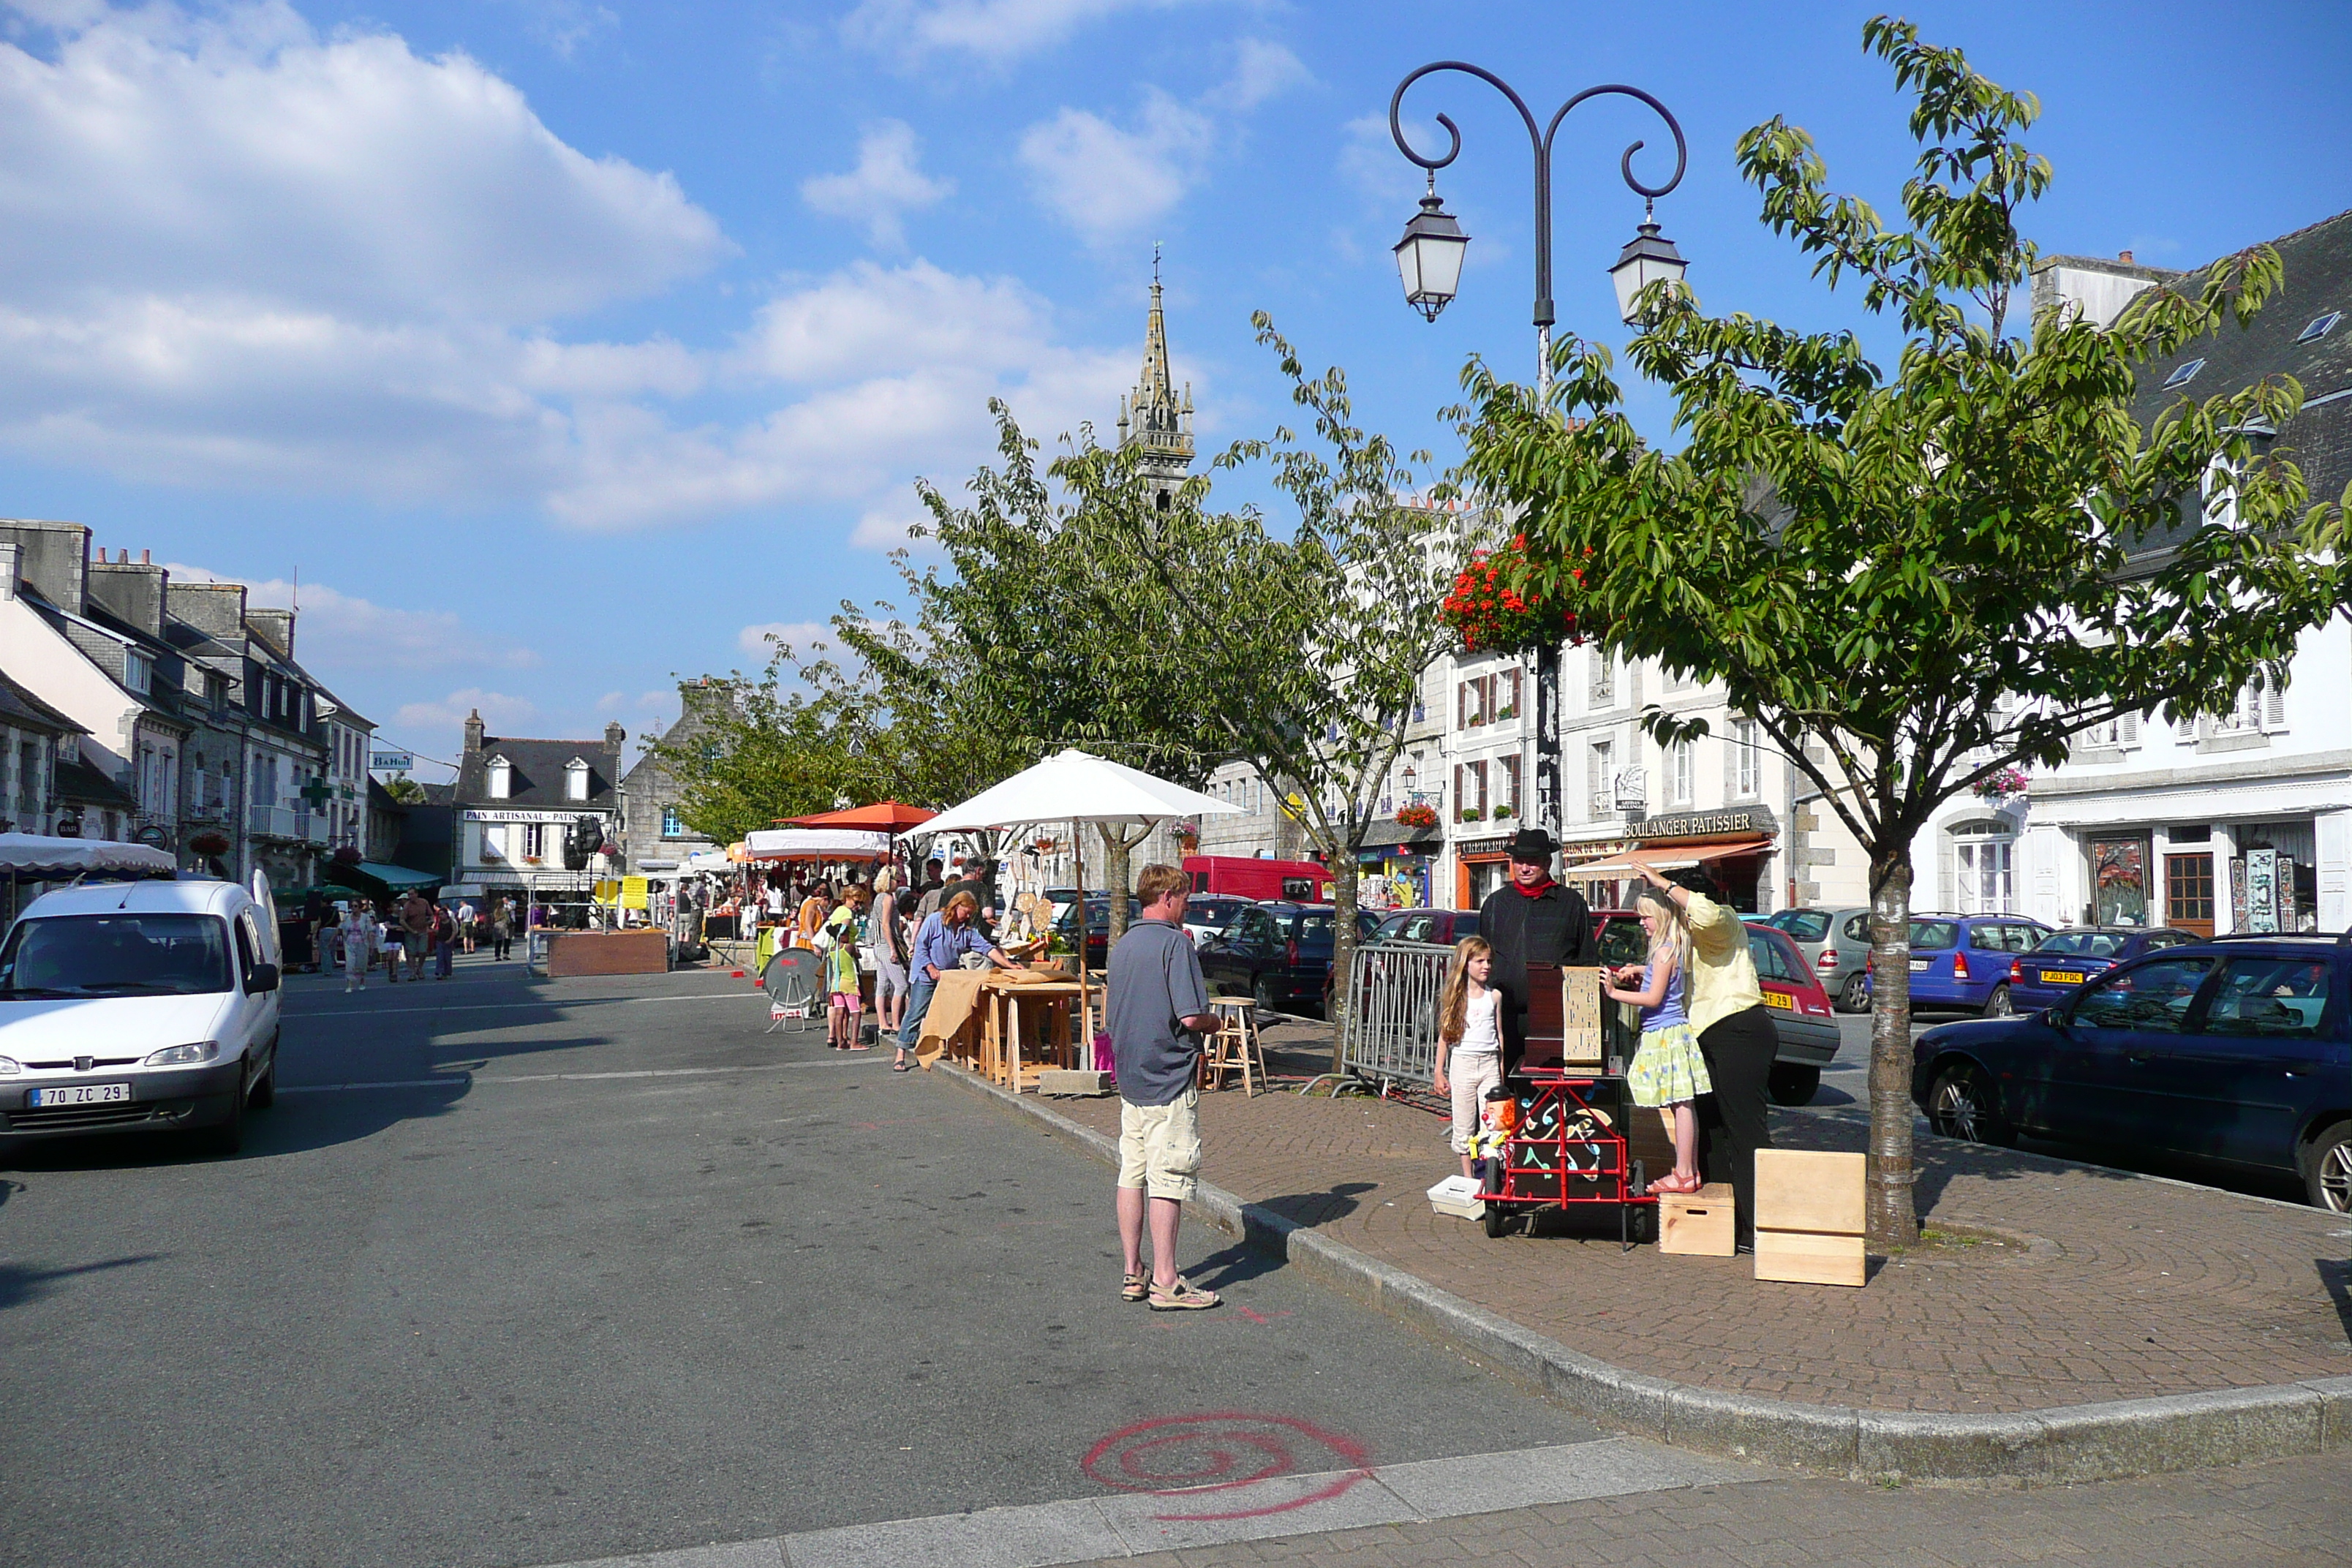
left=647, top=659, right=873, bottom=845
left=1455, top=19, right=2348, bottom=1245
left=1121, top=318, right=1467, bottom=1055
left=381, top=774, right=427, bottom=805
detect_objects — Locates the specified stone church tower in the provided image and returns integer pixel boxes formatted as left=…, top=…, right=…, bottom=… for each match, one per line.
left=1114, top=258, right=1194, bottom=513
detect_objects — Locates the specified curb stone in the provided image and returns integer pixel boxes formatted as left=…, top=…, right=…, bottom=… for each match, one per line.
left=935, top=1064, right=2352, bottom=1484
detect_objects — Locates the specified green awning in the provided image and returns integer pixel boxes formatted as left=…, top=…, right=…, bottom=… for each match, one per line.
left=324, top=860, right=443, bottom=900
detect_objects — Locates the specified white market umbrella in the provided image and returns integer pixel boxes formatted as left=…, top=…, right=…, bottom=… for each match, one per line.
left=912, top=749, right=1243, bottom=1043
left=0, top=832, right=177, bottom=882
left=742, top=827, right=894, bottom=862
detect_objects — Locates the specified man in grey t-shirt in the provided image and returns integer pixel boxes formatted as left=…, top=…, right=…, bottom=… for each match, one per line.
left=1107, top=863, right=1223, bottom=1311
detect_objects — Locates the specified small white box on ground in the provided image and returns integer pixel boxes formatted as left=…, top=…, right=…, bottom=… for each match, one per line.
left=1427, top=1175, right=1485, bottom=1220
left=1039, top=1068, right=1113, bottom=1097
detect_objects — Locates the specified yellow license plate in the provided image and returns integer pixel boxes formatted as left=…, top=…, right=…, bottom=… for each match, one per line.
left=1762, top=990, right=1793, bottom=1010
left=2041, top=970, right=2085, bottom=985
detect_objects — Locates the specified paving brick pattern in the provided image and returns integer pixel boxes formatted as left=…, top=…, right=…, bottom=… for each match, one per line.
left=1075, top=1453, right=2352, bottom=1568
left=1036, top=1025, right=2352, bottom=1415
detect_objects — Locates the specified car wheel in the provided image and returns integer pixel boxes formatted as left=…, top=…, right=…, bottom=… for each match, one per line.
left=248, top=1036, right=278, bottom=1109
left=194, top=1074, right=246, bottom=1157
left=1767, top=1064, right=1821, bottom=1106
left=1983, top=984, right=2013, bottom=1019
left=1926, top=1063, right=2012, bottom=1147
left=1254, top=975, right=1280, bottom=1019
left=2302, top=1121, right=2352, bottom=1213
left=1838, top=972, right=1869, bottom=1013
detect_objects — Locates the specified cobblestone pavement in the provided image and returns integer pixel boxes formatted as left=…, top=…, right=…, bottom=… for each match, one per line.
left=1074, top=1452, right=2352, bottom=1568
left=1032, top=1022, right=2352, bottom=1415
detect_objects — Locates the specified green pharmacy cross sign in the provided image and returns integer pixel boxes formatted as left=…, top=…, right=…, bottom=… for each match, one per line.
left=299, top=777, right=333, bottom=808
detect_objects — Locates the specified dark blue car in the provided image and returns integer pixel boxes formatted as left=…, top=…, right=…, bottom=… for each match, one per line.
left=1863, top=912, right=2051, bottom=1015
left=1910, top=934, right=2352, bottom=1210
left=2002, top=927, right=2204, bottom=1014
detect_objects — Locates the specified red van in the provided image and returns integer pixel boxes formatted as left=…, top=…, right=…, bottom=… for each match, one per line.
left=1183, top=856, right=1333, bottom=903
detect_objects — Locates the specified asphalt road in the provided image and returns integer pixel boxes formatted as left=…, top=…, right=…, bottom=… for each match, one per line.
left=0, top=956, right=1605, bottom=1568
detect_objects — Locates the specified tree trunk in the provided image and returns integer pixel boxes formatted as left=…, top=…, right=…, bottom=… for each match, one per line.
left=1327, top=853, right=1360, bottom=1073
left=1096, top=822, right=1151, bottom=948
left=1866, top=846, right=1920, bottom=1251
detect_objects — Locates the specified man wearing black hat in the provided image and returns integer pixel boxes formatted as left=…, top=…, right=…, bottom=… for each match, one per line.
left=1477, top=827, right=1595, bottom=1071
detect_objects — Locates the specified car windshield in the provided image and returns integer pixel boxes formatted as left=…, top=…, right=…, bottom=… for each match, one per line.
left=1910, top=920, right=1959, bottom=950
left=0, top=913, right=235, bottom=998
left=1775, top=911, right=1831, bottom=942
left=1596, top=916, right=1648, bottom=968
left=2038, top=930, right=2129, bottom=959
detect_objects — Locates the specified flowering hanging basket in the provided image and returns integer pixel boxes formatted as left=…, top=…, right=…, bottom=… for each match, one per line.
left=189, top=830, right=230, bottom=856
left=1439, top=533, right=1584, bottom=653
left=1970, top=765, right=2031, bottom=802
left=1395, top=803, right=1438, bottom=829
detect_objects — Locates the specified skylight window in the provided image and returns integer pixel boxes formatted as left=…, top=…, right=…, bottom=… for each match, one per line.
left=2294, top=311, right=2342, bottom=344
left=2161, top=358, right=2205, bottom=391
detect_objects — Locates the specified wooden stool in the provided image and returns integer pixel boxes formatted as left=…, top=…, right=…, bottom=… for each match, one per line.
left=1201, top=998, right=1267, bottom=1096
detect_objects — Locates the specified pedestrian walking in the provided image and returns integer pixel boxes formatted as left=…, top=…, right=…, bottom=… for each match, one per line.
left=1624, top=857, right=1772, bottom=1246
left=491, top=897, right=515, bottom=961
left=1476, top=828, right=1595, bottom=1073
left=431, top=901, right=457, bottom=979
left=339, top=900, right=373, bottom=992
left=823, top=889, right=868, bottom=1049
left=1433, top=936, right=1504, bottom=1183
left=456, top=898, right=477, bottom=954
left=378, top=908, right=404, bottom=983
left=897, top=889, right=1019, bottom=1071
left=1603, top=884, right=1711, bottom=1195
left=1108, top=863, right=1223, bottom=1311
left=870, top=870, right=912, bottom=1043
left=399, top=891, right=434, bottom=981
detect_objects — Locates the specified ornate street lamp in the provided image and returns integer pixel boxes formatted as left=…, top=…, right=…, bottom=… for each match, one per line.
left=1393, top=179, right=1469, bottom=321
left=1388, top=61, right=1692, bottom=843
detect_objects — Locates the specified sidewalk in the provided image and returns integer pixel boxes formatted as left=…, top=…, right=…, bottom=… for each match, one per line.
left=941, top=1019, right=2352, bottom=1477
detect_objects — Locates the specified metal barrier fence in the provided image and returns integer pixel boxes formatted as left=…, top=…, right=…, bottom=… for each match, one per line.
left=1338, top=941, right=1452, bottom=1088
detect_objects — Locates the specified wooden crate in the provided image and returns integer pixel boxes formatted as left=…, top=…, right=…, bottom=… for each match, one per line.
left=1658, top=1182, right=1735, bottom=1256
left=1753, top=1148, right=1866, bottom=1287
left=543, top=930, right=670, bottom=977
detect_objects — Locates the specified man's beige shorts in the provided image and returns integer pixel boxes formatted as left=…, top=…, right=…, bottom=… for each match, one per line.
left=1117, top=1088, right=1202, bottom=1202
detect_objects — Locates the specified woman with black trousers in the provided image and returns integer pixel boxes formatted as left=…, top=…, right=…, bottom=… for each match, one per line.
left=1627, top=859, right=1774, bottom=1248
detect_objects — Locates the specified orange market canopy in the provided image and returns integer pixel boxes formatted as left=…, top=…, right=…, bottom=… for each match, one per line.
left=786, top=801, right=938, bottom=832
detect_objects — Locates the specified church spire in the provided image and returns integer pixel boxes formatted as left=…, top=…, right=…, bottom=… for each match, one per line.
left=1120, top=243, right=1193, bottom=502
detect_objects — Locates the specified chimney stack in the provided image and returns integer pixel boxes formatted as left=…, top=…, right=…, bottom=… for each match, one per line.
left=2119, top=250, right=2134, bottom=264
left=464, top=708, right=485, bottom=753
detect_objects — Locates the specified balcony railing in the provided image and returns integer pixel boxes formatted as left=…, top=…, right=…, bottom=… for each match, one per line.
left=249, top=804, right=301, bottom=840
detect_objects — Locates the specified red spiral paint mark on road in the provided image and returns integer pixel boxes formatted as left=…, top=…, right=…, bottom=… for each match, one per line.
left=1080, top=1413, right=1374, bottom=1522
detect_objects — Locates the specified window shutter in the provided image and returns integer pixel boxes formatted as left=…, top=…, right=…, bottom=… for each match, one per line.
left=1507, top=666, right=1522, bottom=714
left=1453, top=764, right=1463, bottom=816
left=2263, top=674, right=2286, bottom=731
left=2119, top=711, right=2140, bottom=747
left=1502, top=753, right=1520, bottom=808
left=1456, top=682, right=1466, bottom=728
left=1474, top=760, right=1488, bottom=812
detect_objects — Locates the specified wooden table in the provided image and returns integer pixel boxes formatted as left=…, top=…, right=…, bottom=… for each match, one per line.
left=981, top=977, right=1084, bottom=1091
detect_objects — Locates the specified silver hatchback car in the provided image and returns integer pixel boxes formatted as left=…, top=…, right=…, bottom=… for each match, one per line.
left=1763, top=906, right=1874, bottom=1012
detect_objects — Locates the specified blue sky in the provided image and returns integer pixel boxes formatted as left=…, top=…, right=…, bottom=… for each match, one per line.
left=2, top=1, right=2347, bottom=779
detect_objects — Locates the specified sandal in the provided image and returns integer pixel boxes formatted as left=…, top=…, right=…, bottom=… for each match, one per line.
left=892, top=1061, right=911, bottom=1073
left=1121, top=1271, right=1149, bottom=1303
left=1148, top=1276, right=1221, bottom=1312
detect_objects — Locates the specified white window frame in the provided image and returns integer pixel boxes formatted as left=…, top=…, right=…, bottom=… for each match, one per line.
left=121, top=648, right=152, bottom=696
left=565, top=758, right=590, bottom=802
left=1670, top=739, right=1694, bottom=806
left=1732, top=719, right=1760, bottom=799
left=489, top=757, right=512, bottom=800
left=1588, top=738, right=1616, bottom=819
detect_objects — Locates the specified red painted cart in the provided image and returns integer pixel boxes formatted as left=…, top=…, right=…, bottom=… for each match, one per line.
left=1477, top=962, right=1658, bottom=1248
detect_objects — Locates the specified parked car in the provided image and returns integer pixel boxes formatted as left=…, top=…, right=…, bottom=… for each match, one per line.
left=1366, top=908, right=1481, bottom=947
left=1593, top=908, right=1835, bottom=1104
left=1744, top=921, right=1842, bottom=1104
left=1182, top=894, right=1255, bottom=948
left=1049, top=897, right=1111, bottom=970
left=1760, top=907, right=1874, bottom=1011
left=1910, top=933, right=2352, bottom=1210
left=1197, top=901, right=1380, bottom=1017
left=0, top=878, right=284, bottom=1154
left=1861, top=912, right=2053, bottom=1015
left=2004, top=927, right=2204, bottom=1015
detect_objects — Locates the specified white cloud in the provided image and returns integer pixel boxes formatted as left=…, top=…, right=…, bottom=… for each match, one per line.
left=394, top=687, right=538, bottom=732
left=505, top=0, right=617, bottom=60
left=841, top=0, right=1198, bottom=65
left=850, top=502, right=933, bottom=551
left=737, top=620, right=829, bottom=656
left=0, top=3, right=1153, bottom=543
left=1019, top=91, right=1213, bottom=246
left=1211, top=38, right=1310, bottom=111
left=162, top=563, right=540, bottom=677
left=800, top=121, right=953, bottom=249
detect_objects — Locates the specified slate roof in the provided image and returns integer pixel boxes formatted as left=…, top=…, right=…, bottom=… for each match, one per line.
left=54, top=757, right=137, bottom=811
left=453, top=737, right=619, bottom=811
left=0, top=669, right=85, bottom=735
left=2127, top=207, right=2352, bottom=554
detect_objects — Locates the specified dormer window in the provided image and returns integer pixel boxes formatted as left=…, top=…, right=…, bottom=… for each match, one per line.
left=489, top=756, right=512, bottom=800
left=122, top=649, right=152, bottom=695
left=565, top=758, right=590, bottom=802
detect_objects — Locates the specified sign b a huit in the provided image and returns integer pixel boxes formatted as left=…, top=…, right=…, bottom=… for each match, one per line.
left=370, top=751, right=415, bottom=772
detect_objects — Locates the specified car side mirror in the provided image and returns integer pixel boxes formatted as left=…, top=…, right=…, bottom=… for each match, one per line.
left=245, top=962, right=281, bottom=995
left=2039, top=1006, right=2065, bottom=1030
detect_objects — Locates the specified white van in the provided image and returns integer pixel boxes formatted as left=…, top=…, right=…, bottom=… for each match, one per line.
left=0, top=878, right=282, bottom=1154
